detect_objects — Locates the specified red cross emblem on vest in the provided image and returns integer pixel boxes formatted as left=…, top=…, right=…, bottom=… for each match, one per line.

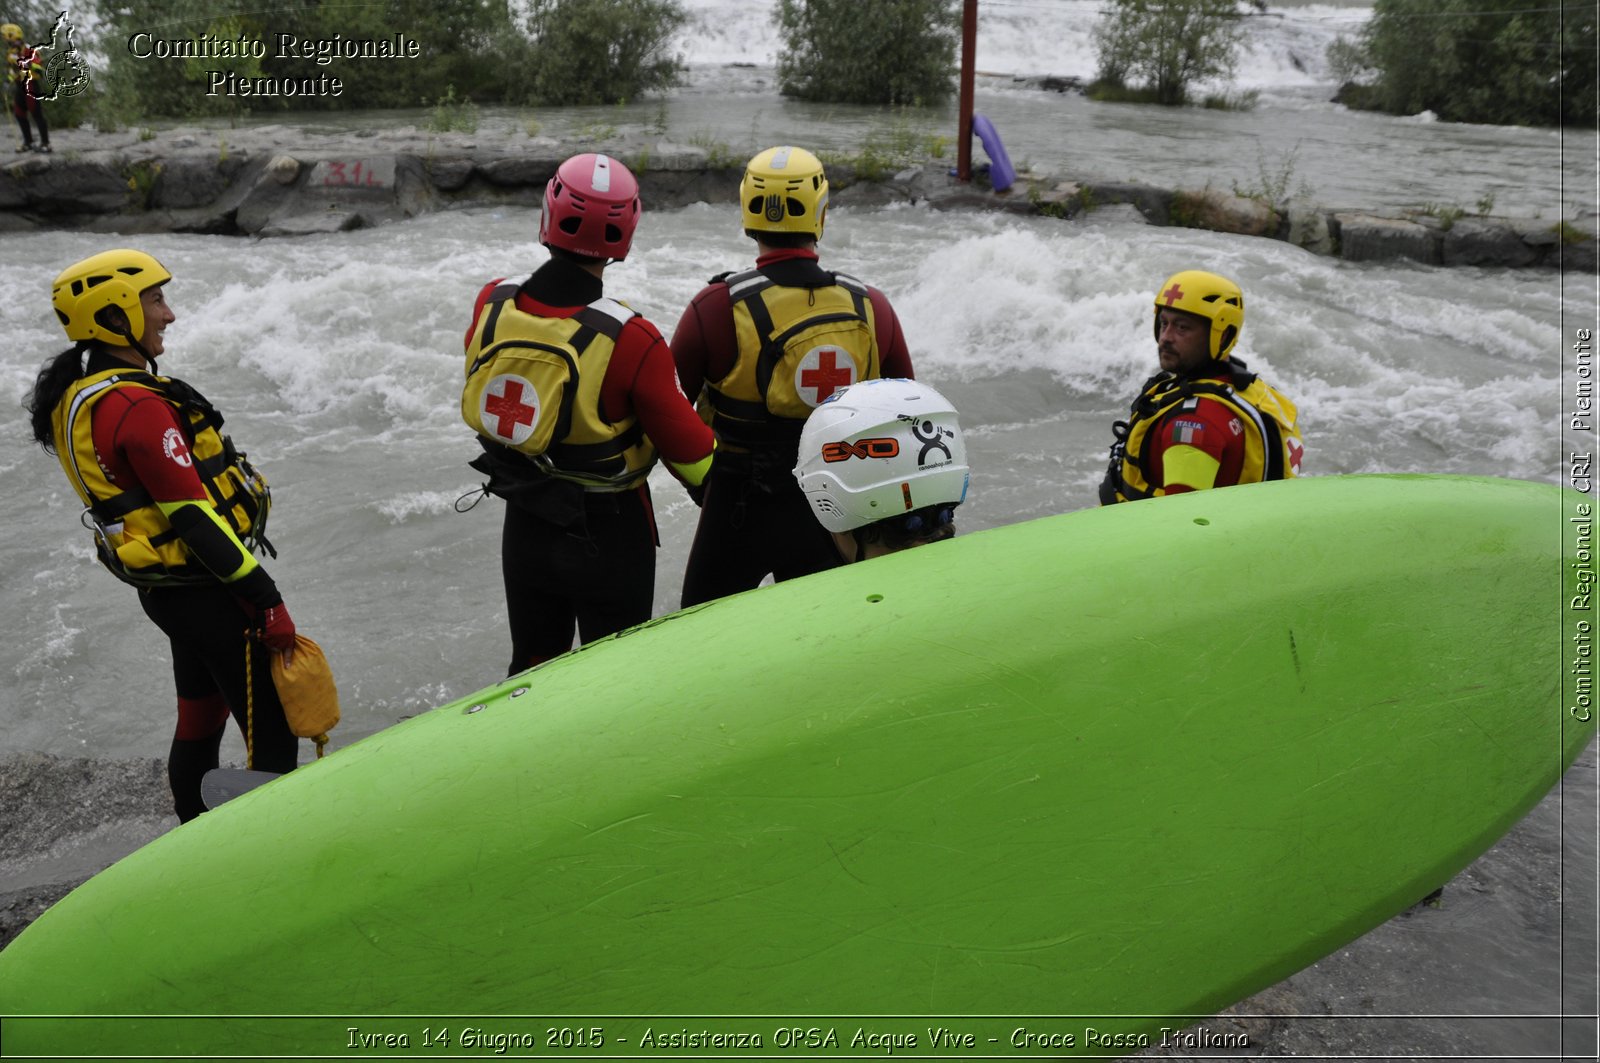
left=796, top=346, right=856, bottom=406
left=482, top=375, right=540, bottom=443
left=1160, top=282, right=1185, bottom=305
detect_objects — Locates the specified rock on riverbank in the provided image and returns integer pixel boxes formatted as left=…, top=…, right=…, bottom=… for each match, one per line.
left=1, top=123, right=1594, bottom=271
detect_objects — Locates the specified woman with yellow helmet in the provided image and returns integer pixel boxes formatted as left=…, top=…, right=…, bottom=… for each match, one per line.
left=26, top=249, right=299, bottom=821
left=3, top=22, right=50, bottom=153
left=671, top=145, right=917, bottom=606
left=1100, top=269, right=1303, bottom=504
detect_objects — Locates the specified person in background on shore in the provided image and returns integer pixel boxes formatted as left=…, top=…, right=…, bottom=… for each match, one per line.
left=461, top=153, right=714, bottom=674
left=3, top=22, right=49, bottom=153
left=1099, top=269, right=1302, bottom=504
left=25, top=249, right=297, bottom=821
left=672, top=145, right=915, bottom=604
left=794, top=378, right=969, bottom=562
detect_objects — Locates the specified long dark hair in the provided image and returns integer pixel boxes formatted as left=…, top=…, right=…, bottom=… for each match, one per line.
left=26, top=344, right=89, bottom=454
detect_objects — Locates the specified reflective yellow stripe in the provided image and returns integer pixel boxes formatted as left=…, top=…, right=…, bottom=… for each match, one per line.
left=667, top=442, right=716, bottom=487
left=1159, top=444, right=1222, bottom=493
left=155, top=499, right=259, bottom=582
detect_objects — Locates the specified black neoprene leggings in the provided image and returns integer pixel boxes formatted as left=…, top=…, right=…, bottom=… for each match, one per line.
left=500, top=485, right=657, bottom=674
left=139, top=583, right=297, bottom=820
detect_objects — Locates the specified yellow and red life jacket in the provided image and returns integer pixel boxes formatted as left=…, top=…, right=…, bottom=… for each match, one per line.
left=462, top=282, right=657, bottom=492
left=1101, top=360, right=1302, bottom=504
left=52, top=367, right=272, bottom=585
left=701, top=268, right=879, bottom=452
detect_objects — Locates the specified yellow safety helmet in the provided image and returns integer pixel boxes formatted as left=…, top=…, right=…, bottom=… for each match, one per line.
left=741, top=145, right=828, bottom=240
left=1, top=24, right=23, bottom=43
left=52, top=249, right=173, bottom=346
left=1153, top=269, right=1245, bottom=360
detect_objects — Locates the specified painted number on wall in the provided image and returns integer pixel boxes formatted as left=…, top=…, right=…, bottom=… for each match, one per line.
left=322, top=161, right=387, bottom=188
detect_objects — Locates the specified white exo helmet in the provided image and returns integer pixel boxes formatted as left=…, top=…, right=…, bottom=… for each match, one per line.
left=794, top=378, right=969, bottom=534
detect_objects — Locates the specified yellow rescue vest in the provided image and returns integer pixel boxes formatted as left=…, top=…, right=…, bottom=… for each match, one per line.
left=461, top=282, right=656, bottom=491
left=52, top=367, right=273, bottom=585
left=1101, top=361, right=1302, bottom=504
left=702, top=269, right=879, bottom=450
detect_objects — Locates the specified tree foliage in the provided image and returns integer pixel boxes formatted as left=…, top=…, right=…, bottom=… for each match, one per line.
left=89, top=0, right=540, bottom=118
left=1336, top=0, right=1594, bottom=127
left=1091, top=0, right=1245, bottom=106
left=515, top=0, right=687, bottom=106
left=774, top=0, right=959, bottom=106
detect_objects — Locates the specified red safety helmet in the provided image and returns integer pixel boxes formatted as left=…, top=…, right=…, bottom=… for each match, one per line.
left=539, top=153, right=641, bottom=262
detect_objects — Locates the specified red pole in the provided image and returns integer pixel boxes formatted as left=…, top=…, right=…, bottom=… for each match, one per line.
left=957, top=0, right=976, bottom=182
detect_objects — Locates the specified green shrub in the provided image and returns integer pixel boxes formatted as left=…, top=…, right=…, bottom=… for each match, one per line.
left=1092, top=0, right=1244, bottom=107
left=774, top=0, right=958, bottom=105
left=426, top=85, right=479, bottom=133
left=1333, top=0, right=1594, bottom=127
left=516, top=0, right=686, bottom=106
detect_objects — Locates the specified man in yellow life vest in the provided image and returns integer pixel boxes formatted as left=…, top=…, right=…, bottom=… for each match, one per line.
left=26, top=249, right=299, bottom=821
left=672, top=145, right=916, bottom=606
left=1100, top=270, right=1303, bottom=504
left=3, top=22, right=49, bottom=153
left=461, top=153, right=715, bottom=673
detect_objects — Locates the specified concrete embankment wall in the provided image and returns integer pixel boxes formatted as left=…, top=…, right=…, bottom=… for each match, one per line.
left=2, top=127, right=1593, bottom=272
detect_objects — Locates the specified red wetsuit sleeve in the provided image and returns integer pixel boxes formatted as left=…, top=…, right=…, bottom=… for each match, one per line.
left=96, top=386, right=281, bottom=603
left=1148, top=396, right=1248, bottom=496
left=670, top=282, right=735, bottom=400
left=605, top=317, right=716, bottom=467
left=869, top=287, right=914, bottom=379
left=95, top=388, right=208, bottom=503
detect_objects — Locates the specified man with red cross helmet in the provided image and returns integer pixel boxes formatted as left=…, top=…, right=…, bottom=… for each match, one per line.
left=26, top=248, right=297, bottom=822
left=1099, top=269, right=1303, bottom=504
left=461, top=153, right=714, bottom=674
left=671, top=145, right=915, bottom=606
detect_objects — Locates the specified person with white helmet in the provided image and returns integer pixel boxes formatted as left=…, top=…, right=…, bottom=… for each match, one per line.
left=1100, top=269, right=1303, bottom=504
left=461, top=153, right=714, bottom=674
left=673, top=146, right=915, bottom=602
left=26, top=249, right=297, bottom=821
left=3, top=22, right=49, bottom=153
left=795, top=379, right=969, bottom=561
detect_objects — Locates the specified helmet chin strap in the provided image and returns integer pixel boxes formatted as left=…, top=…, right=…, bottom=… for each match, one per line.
left=130, top=336, right=157, bottom=371
left=96, top=307, right=158, bottom=371
left=113, top=332, right=157, bottom=371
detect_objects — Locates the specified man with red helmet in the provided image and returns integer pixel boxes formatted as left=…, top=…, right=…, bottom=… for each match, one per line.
left=671, top=145, right=915, bottom=607
left=462, top=153, right=714, bottom=673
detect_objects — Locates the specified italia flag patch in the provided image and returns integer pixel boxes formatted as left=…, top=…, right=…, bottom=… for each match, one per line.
left=1172, top=418, right=1206, bottom=446
left=794, top=345, right=856, bottom=407
left=481, top=374, right=540, bottom=445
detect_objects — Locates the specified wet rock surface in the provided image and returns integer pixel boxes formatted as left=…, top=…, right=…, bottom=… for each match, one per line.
left=2, top=123, right=1592, bottom=271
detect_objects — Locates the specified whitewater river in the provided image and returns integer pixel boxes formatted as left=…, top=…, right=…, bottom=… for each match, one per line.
left=2, top=0, right=1596, bottom=1056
